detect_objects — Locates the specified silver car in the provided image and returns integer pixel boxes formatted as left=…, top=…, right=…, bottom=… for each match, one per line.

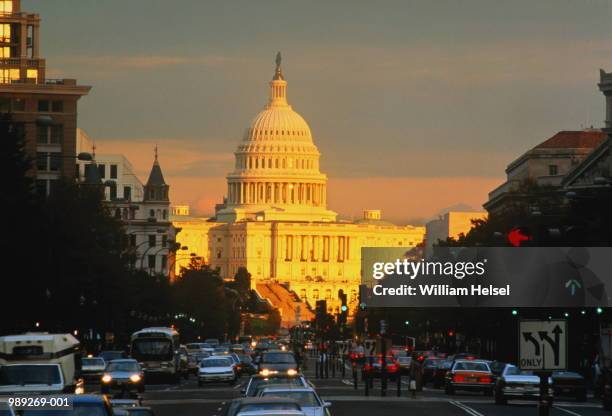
left=495, top=364, right=552, bottom=405
left=258, top=387, right=331, bottom=416
left=198, top=356, right=236, bottom=386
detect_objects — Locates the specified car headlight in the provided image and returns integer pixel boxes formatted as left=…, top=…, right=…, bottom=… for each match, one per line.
left=287, top=369, right=298, bottom=376
left=260, top=369, right=271, bottom=376
left=75, top=386, right=85, bottom=395
left=102, top=374, right=112, bottom=383
left=130, top=374, right=142, bottom=383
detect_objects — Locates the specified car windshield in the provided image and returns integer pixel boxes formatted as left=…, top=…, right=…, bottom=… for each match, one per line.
left=238, top=403, right=300, bottom=413
left=20, top=403, right=110, bottom=415
left=107, top=362, right=139, bottom=372
left=100, top=352, right=123, bottom=361
left=248, top=378, right=304, bottom=396
left=202, top=359, right=231, bottom=367
left=261, top=353, right=296, bottom=364
left=83, top=358, right=105, bottom=367
left=239, top=355, right=252, bottom=364
left=261, top=391, right=319, bottom=407
left=0, top=365, right=61, bottom=386
left=454, top=362, right=489, bottom=372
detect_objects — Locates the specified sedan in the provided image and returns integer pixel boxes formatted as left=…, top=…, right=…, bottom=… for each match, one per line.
left=494, top=364, right=552, bottom=405
left=82, top=357, right=106, bottom=382
left=220, top=397, right=303, bottom=416
left=552, top=371, right=587, bottom=402
left=101, top=359, right=145, bottom=394
left=258, top=387, right=331, bottom=416
left=445, top=360, right=494, bottom=395
left=198, top=356, right=237, bottom=386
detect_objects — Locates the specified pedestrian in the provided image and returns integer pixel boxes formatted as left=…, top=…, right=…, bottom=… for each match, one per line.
left=408, top=353, right=422, bottom=398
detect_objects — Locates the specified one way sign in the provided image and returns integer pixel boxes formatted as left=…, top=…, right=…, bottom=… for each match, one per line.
left=519, top=320, right=567, bottom=371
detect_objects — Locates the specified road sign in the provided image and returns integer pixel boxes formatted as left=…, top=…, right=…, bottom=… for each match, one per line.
left=519, top=320, right=567, bottom=371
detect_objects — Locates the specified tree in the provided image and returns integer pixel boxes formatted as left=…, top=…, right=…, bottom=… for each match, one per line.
left=233, top=267, right=252, bottom=298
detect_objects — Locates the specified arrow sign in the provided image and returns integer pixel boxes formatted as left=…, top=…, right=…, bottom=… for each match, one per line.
left=508, top=228, right=530, bottom=247
left=565, top=279, right=582, bottom=296
left=519, top=320, right=567, bottom=371
left=538, top=325, right=563, bottom=366
left=522, top=332, right=540, bottom=356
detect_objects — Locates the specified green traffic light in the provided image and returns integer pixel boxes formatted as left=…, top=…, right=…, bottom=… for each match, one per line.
left=511, top=309, right=518, bottom=316
left=405, top=320, right=410, bottom=325
left=597, top=307, right=604, bottom=315
left=341, top=305, right=348, bottom=312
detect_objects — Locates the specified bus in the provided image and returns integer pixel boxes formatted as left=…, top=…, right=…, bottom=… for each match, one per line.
left=130, top=327, right=181, bottom=382
left=0, top=333, right=84, bottom=394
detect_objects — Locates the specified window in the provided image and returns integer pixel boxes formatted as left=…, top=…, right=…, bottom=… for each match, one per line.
left=109, top=184, right=117, bottom=200
left=124, top=186, right=131, bottom=200
left=110, top=164, right=117, bottom=179
left=148, top=255, right=156, bottom=269
left=162, top=235, right=168, bottom=248
left=36, top=152, right=47, bottom=171
left=129, top=234, right=136, bottom=247
left=36, top=125, right=63, bottom=145
left=322, top=236, right=330, bottom=262
left=0, top=23, right=11, bottom=43
left=549, top=165, right=558, bottom=176
left=149, top=209, right=155, bottom=217
left=36, top=152, right=62, bottom=172
left=285, top=235, right=293, bottom=261
left=148, top=234, right=156, bottom=248
left=97, top=164, right=105, bottom=178
left=300, top=235, right=307, bottom=261
left=338, top=236, right=346, bottom=262
left=0, top=68, right=19, bottom=83
left=49, top=153, right=61, bottom=171
left=27, top=69, right=38, bottom=83
left=0, top=97, right=8, bottom=112
left=0, top=1, right=13, bottom=13
left=38, top=100, right=50, bottom=112
left=51, top=100, right=63, bottom=113
left=12, top=98, right=24, bottom=111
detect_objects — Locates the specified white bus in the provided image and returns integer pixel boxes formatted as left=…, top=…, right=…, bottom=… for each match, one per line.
left=130, top=327, right=180, bottom=382
left=0, top=333, right=84, bottom=395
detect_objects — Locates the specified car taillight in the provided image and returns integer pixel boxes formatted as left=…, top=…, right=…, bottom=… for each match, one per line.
left=388, top=364, right=397, bottom=372
left=479, top=376, right=492, bottom=384
left=364, top=364, right=372, bottom=371
left=453, top=374, right=465, bottom=382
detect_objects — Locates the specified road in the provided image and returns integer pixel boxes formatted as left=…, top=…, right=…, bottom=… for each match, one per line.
left=92, top=360, right=607, bottom=416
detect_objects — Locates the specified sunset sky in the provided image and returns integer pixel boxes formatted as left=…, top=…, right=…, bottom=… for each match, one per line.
left=27, top=0, right=612, bottom=224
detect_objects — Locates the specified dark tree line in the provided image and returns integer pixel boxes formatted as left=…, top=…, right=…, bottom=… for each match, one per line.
left=1, top=115, right=280, bottom=347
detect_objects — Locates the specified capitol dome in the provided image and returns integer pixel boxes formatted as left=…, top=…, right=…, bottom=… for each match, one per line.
left=216, top=53, right=337, bottom=223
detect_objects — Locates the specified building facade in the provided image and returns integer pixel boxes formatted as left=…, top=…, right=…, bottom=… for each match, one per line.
left=173, top=55, right=425, bottom=325
left=0, top=0, right=90, bottom=195
left=425, top=211, right=487, bottom=257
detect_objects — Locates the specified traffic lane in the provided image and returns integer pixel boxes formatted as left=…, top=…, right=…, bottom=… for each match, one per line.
left=323, top=400, right=467, bottom=416
left=148, top=402, right=220, bottom=416
left=460, top=401, right=606, bottom=416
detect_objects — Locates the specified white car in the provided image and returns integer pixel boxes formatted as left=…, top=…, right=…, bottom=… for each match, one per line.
left=258, top=387, right=331, bottom=416
left=198, top=356, right=236, bottom=386
left=495, top=364, right=553, bottom=405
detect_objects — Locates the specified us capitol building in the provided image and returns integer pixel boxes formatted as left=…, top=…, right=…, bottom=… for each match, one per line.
left=173, top=54, right=424, bottom=326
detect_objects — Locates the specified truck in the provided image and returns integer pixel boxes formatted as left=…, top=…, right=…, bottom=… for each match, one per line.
left=0, top=333, right=84, bottom=395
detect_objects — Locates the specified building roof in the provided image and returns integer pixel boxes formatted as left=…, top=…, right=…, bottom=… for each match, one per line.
left=146, top=150, right=167, bottom=186
left=534, top=130, right=605, bottom=150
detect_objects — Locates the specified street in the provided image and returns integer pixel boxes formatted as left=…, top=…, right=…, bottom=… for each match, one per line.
left=107, top=359, right=606, bottom=416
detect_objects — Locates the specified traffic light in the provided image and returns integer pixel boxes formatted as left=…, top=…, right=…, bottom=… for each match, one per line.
left=597, top=307, right=604, bottom=315
left=338, top=290, right=348, bottom=325
left=511, top=309, right=518, bottom=316
left=447, top=330, right=455, bottom=337
left=508, top=227, right=531, bottom=247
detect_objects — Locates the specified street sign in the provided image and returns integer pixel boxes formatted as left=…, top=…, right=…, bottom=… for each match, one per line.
left=519, top=320, right=567, bottom=371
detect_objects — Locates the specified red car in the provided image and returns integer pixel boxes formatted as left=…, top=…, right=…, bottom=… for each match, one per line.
left=362, top=356, right=400, bottom=381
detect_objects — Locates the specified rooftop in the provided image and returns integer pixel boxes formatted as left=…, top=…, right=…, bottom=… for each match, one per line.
left=534, top=129, right=606, bottom=150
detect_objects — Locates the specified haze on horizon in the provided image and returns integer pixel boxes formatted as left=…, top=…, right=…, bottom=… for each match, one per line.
left=25, top=0, right=612, bottom=224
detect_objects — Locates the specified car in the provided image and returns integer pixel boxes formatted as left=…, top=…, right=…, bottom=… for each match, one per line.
left=186, top=342, right=215, bottom=354
left=205, top=338, right=220, bottom=347
left=214, top=346, right=231, bottom=355
left=198, top=356, right=237, bottom=386
left=0, top=399, right=15, bottom=416
left=362, top=356, right=400, bottom=381
left=242, top=374, right=310, bottom=397
left=258, top=351, right=298, bottom=375
left=445, top=359, right=494, bottom=395
left=258, top=386, right=331, bottom=416
left=12, top=395, right=114, bottom=415
left=101, top=359, right=145, bottom=394
left=494, top=364, right=553, bottom=405
left=111, top=398, right=141, bottom=415
left=488, top=361, right=507, bottom=377
left=81, top=356, right=106, bottom=382
left=188, top=351, right=210, bottom=374
left=432, top=358, right=453, bottom=388
left=121, top=407, right=156, bottom=416
left=232, top=344, right=246, bottom=354
left=99, top=350, right=127, bottom=362
left=422, top=358, right=442, bottom=384
left=396, top=356, right=412, bottom=375
left=237, top=354, right=258, bottom=376
left=219, top=397, right=303, bottom=416
left=552, top=371, right=587, bottom=402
